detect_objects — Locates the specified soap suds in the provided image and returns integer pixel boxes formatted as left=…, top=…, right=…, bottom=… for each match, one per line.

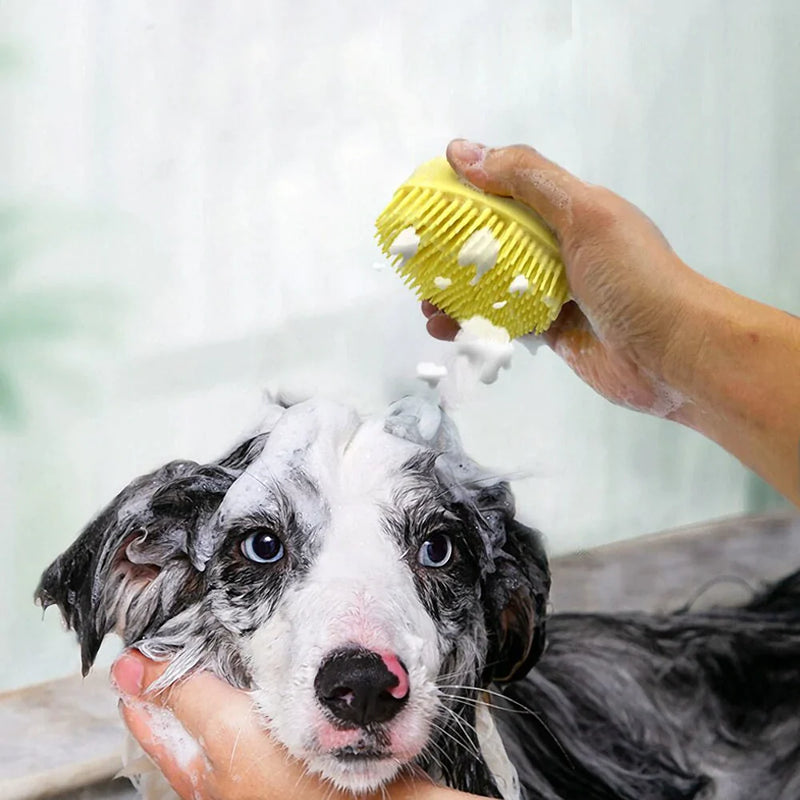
left=520, top=168, right=573, bottom=215
left=508, top=275, right=529, bottom=295
left=433, top=276, right=452, bottom=290
left=646, top=373, right=689, bottom=419
left=458, top=228, right=501, bottom=285
left=389, top=226, right=420, bottom=264
left=492, top=300, right=507, bottom=310
left=416, top=362, right=448, bottom=388
left=141, top=703, right=204, bottom=771
left=117, top=700, right=206, bottom=796
left=541, top=294, right=559, bottom=310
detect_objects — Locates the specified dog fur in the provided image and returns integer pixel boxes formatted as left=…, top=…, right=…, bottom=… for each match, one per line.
left=36, top=397, right=800, bottom=799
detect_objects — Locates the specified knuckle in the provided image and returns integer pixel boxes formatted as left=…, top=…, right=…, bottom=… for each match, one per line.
left=499, top=144, right=542, bottom=179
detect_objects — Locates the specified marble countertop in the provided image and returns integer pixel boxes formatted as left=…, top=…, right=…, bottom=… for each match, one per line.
left=0, top=671, right=131, bottom=800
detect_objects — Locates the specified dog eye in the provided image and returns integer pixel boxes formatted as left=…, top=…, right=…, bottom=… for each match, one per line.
left=241, top=531, right=285, bottom=564
left=417, top=533, right=453, bottom=568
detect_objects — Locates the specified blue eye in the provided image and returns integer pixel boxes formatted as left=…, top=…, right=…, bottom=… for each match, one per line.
left=417, top=533, right=453, bottom=568
left=241, top=531, right=284, bottom=564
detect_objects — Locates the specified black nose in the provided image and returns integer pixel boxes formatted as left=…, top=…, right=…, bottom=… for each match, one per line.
left=314, top=648, right=408, bottom=727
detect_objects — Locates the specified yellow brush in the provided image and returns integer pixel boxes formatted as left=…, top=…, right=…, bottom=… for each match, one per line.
left=375, top=157, right=569, bottom=338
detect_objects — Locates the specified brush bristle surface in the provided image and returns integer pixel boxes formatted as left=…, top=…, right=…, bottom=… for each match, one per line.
left=375, top=172, right=569, bottom=338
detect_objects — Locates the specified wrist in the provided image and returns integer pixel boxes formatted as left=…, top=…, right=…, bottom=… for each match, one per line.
left=657, top=269, right=734, bottom=401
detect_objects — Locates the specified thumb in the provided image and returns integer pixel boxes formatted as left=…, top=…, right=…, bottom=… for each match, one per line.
left=446, top=140, right=579, bottom=236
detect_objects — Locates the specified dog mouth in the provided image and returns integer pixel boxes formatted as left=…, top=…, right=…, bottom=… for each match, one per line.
left=310, top=743, right=405, bottom=793
left=331, top=745, right=389, bottom=762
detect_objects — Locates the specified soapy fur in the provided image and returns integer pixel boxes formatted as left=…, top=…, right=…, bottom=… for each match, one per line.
left=416, top=362, right=448, bottom=388
left=37, top=397, right=547, bottom=799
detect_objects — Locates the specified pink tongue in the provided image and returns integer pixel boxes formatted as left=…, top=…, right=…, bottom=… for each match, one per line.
left=382, top=653, right=409, bottom=700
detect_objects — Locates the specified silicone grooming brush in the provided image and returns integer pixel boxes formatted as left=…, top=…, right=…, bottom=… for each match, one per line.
left=375, top=157, right=569, bottom=338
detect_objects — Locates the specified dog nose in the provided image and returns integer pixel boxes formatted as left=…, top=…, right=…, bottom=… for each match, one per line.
left=314, top=647, right=409, bottom=727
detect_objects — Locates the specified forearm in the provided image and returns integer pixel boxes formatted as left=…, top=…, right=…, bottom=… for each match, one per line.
left=665, top=273, right=800, bottom=506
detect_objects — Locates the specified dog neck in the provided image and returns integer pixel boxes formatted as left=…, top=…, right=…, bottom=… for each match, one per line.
left=475, top=695, right=521, bottom=800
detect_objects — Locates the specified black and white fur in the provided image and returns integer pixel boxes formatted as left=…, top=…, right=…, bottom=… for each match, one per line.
left=37, top=397, right=800, bottom=799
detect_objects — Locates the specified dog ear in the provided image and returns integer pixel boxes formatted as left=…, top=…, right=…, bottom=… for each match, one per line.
left=35, top=457, right=241, bottom=676
left=476, top=484, right=550, bottom=684
left=408, top=398, right=551, bottom=684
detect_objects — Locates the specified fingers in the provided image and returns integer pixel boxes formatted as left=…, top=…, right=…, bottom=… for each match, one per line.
left=120, top=701, right=209, bottom=800
left=446, top=139, right=580, bottom=234
left=421, top=300, right=439, bottom=319
left=112, top=652, right=353, bottom=800
left=421, top=301, right=460, bottom=340
left=426, top=313, right=460, bottom=341
left=540, top=301, right=590, bottom=348
left=113, top=651, right=257, bottom=745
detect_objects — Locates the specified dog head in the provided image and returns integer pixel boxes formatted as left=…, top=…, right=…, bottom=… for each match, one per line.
left=37, top=397, right=549, bottom=794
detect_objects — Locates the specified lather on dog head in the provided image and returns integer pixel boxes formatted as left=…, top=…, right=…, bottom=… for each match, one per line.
left=37, top=397, right=549, bottom=795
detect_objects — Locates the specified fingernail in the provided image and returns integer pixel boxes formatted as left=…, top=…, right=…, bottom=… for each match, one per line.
left=450, top=139, right=487, bottom=166
left=111, top=652, right=145, bottom=696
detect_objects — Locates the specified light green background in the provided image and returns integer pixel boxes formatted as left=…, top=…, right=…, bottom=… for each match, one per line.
left=1, top=0, right=796, bottom=691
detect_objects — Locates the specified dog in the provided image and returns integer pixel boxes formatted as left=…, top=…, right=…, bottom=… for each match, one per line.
left=37, top=397, right=800, bottom=799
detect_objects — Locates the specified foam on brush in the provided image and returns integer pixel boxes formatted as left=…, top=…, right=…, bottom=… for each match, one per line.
left=375, top=157, right=570, bottom=338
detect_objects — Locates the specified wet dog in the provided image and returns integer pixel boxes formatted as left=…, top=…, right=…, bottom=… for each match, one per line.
left=37, top=398, right=800, bottom=799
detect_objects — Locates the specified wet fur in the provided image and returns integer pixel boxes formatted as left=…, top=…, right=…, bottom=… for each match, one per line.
left=36, top=398, right=800, bottom=799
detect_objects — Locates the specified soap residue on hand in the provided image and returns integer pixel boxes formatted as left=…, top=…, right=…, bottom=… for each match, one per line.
left=458, top=228, right=501, bottom=285
left=433, top=275, right=452, bottom=290
left=508, top=274, right=529, bottom=295
left=389, top=226, right=420, bottom=264
left=416, top=361, right=448, bottom=388
left=141, top=703, right=204, bottom=771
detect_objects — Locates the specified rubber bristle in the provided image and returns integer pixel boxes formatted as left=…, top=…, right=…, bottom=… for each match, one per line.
left=376, top=185, right=569, bottom=338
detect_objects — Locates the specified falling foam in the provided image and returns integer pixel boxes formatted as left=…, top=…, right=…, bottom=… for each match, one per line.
left=437, top=316, right=515, bottom=408
left=433, top=276, right=452, bottom=290
left=416, top=362, right=448, bottom=388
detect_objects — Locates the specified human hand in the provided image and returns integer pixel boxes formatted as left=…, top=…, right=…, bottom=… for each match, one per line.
left=111, top=650, right=479, bottom=800
left=425, top=139, right=708, bottom=417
